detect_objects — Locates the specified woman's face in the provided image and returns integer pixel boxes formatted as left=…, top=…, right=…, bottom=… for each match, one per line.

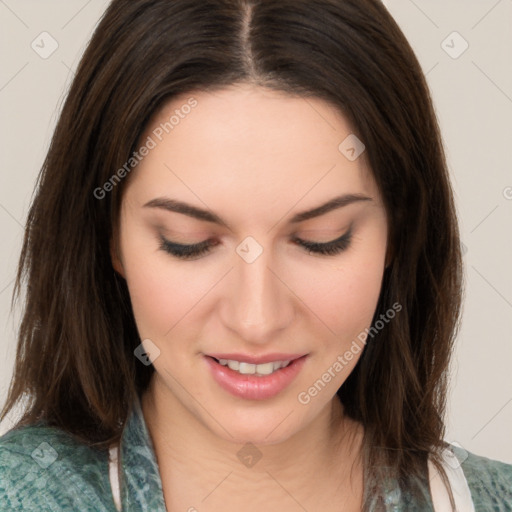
left=112, top=83, right=389, bottom=445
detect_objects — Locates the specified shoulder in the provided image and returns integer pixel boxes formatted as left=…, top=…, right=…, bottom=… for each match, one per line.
left=0, top=422, right=115, bottom=511
left=451, top=444, right=512, bottom=511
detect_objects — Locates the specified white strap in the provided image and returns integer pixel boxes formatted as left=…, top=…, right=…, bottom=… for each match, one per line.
left=428, top=446, right=475, bottom=512
left=108, top=444, right=122, bottom=511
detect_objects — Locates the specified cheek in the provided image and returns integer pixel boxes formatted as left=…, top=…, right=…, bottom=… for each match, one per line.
left=125, top=268, right=176, bottom=337
left=296, top=237, right=386, bottom=339
left=119, top=229, right=206, bottom=338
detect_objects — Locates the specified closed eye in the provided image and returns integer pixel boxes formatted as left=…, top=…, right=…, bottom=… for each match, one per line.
left=292, top=228, right=352, bottom=256
left=159, top=228, right=353, bottom=260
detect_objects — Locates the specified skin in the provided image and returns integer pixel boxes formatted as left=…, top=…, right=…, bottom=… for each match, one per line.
left=111, top=83, right=389, bottom=511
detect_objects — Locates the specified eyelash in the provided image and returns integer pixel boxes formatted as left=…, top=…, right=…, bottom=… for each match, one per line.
left=159, top=229, right=352, bottom=261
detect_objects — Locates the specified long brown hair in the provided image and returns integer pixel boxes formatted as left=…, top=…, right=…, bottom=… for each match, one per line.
left=1, top=0, right=463, bottom=509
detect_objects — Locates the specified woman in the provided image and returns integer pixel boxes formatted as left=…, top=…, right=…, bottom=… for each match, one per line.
left=1, top=0, right=511, bottom=510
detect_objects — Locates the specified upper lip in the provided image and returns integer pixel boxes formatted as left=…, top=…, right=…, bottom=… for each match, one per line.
left=206, top=353, right=307, bottom=365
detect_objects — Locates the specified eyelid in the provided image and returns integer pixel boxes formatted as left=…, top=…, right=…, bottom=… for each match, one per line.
left=293, top=227, right=351, bottom=244
left=292, top=227, right=352, bottom=249
left=158, top=234, right=216, bottom=259
left=158, top=226, right=353, bottom=260
left=160, top=231, right=351, bottom=249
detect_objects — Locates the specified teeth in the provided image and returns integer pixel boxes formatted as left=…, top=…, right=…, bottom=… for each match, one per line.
left=216, top=358, right=291, bottom=376
left=253, top=362, right=274, bottom=375
left=226, top=360, right=240, bottom=371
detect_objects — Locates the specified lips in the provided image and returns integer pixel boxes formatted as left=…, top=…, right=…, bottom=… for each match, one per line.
left=206, top=353, right=306, bottom=365
left=204, top=353, right=308, bottom=400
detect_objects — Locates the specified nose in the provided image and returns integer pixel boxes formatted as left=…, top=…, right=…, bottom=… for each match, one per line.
left=219, top=241, right=295, bottom=344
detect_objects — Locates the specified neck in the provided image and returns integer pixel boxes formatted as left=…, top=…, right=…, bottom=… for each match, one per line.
left=141, top=374, right=364, bottom=511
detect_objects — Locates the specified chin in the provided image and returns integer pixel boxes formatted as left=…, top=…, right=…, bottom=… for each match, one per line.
left=200, top=405, right=307, bottom=447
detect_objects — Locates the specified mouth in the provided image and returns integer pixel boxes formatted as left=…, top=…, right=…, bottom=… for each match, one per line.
left=204, top=354, right=308, bottom=400
left=210, top=356, right=296, bottom=376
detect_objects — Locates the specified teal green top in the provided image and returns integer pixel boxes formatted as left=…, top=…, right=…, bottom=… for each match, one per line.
left=1, top=394, right=511, bottom=511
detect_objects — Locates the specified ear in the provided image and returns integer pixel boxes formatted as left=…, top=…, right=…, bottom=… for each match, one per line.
left=110, top=236, right=126, bottom=278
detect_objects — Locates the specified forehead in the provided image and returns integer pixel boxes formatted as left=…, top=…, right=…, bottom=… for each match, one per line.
left=127, top=83, right=379, bottom=215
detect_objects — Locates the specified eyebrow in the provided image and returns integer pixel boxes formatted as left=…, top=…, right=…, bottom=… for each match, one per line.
left=143, top=193, right=372, bottom=228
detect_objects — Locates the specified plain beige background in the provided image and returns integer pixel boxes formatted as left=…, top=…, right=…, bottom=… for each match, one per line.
left=0, top=0, right=511, bottom=464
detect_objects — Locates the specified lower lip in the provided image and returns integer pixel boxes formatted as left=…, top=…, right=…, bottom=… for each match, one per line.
left=204, top=355, right=308, bottom=400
